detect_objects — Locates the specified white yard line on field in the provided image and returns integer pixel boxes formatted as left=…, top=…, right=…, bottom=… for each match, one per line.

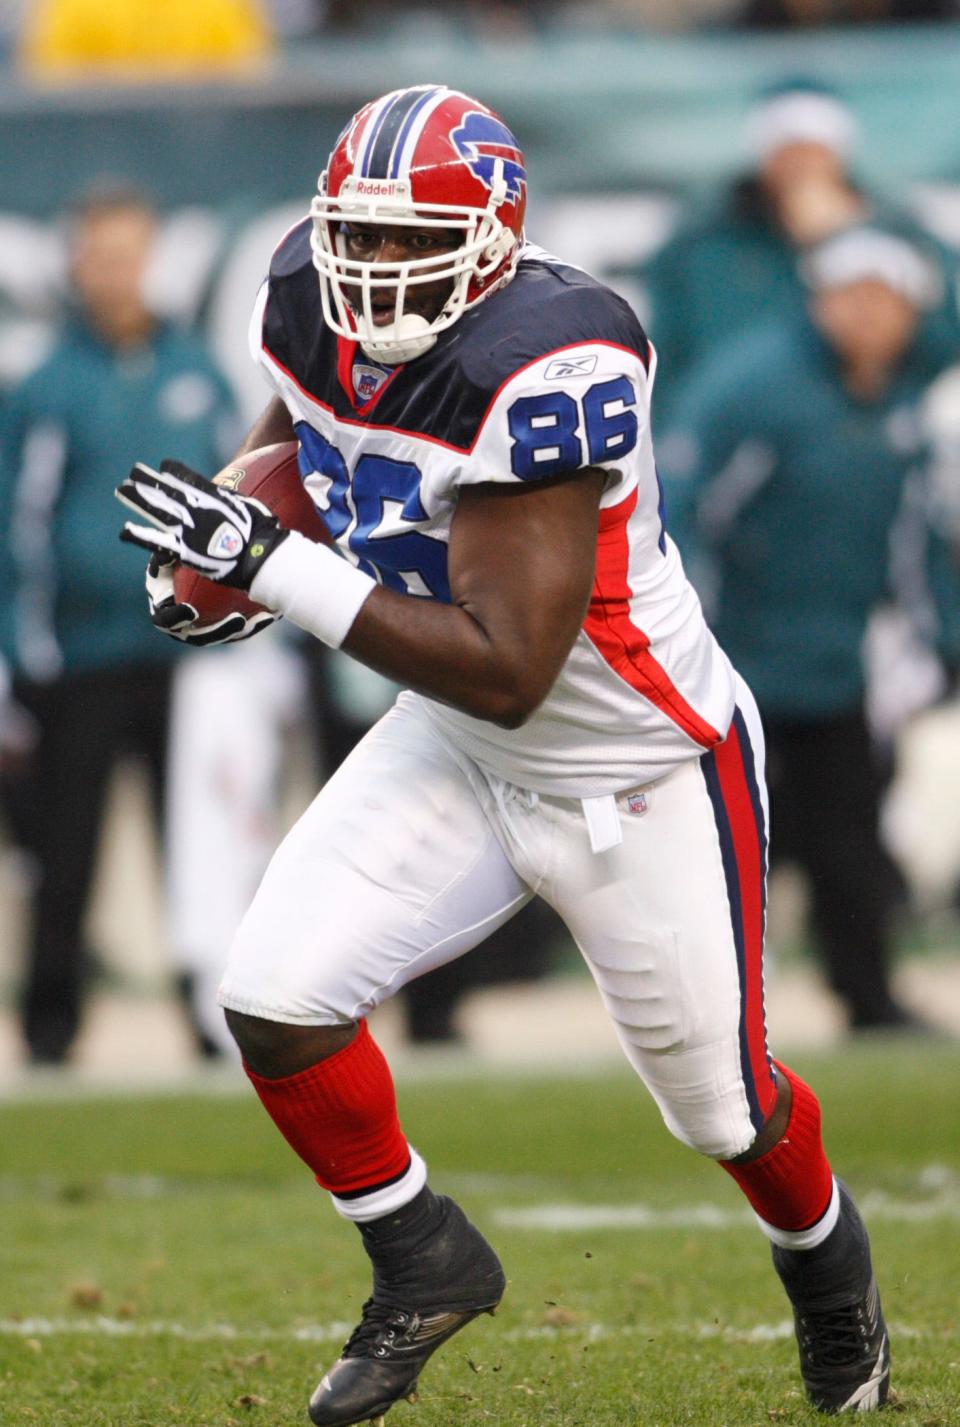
left=2, top=1166, right=959, bottom=1227
left=0, top=1317, right=354, bottom=1343
left=496, top=1203, right=752, bottom=1230
left=493, top=1185, right=960, bottom=1231
left=0, top=1316, right=924, bottom=1345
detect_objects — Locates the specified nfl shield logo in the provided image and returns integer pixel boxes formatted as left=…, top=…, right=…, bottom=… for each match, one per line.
left=626, top=791, right=648, bottom=816
left=353, top=363, right=389, bottom=400
left=209, top=523, right=243, bottom=558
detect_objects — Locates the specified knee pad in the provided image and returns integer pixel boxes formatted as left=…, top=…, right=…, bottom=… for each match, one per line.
left=613, top=1029, right=767, bottom=1160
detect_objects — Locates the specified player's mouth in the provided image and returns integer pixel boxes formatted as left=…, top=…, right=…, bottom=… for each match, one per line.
left=368, top=290, right=439, bottom=326
left=348, top=283, right=446, bottom=327
left=370, top=298, right=398, bottom=327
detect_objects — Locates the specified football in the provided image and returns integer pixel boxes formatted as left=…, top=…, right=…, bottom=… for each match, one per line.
left=172, top=441, right=331, bottom=623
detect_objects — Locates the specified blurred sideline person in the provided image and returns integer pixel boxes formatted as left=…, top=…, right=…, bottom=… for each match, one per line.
left=165, top=633, right=311, bottom=1059
left=636, top=77, right=960, bottom=430
left=118, top=85, right=893, bottom=1421
left=0, top=184, right=238, bottom=1065
left=659, top=225, right=960, bottom=1035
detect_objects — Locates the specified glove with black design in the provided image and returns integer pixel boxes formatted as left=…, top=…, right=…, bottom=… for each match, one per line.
left=144, top=552, right=278, bottom=646
left=115, top=458, right=290, bottom=589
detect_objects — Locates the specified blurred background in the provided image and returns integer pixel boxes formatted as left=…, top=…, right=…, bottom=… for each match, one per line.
left=2, top=0, right=960, bottom=1083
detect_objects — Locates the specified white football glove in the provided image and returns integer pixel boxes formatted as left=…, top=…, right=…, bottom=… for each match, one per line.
left=145, top=554, right=278, bottom=646
left=115, top=458, right=290, bottom=589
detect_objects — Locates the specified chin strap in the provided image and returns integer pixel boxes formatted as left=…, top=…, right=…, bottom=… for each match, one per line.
left=361, top=313, right=437, bottom=365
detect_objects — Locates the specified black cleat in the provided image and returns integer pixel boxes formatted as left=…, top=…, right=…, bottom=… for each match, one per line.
left=773, top=1182, right=890, bottom=1414
left=308, top=1187, right=505, bottom=1427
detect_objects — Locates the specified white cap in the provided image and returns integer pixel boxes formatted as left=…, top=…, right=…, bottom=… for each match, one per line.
left=746, top=87, right=858, bottom=164
left=801, top=226, right=944, bottom=310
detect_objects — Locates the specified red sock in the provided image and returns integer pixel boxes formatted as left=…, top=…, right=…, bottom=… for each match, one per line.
left=244, top=1019, right=411, bottom=1195
left=720, top=1061, right=833, bottom=1231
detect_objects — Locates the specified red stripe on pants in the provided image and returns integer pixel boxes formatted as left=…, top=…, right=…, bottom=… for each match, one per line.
left=712, top=719, right=775, bottom=1122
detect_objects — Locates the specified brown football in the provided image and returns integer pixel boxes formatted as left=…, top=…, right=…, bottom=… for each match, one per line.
left=172, top=441, right=331, bottom=622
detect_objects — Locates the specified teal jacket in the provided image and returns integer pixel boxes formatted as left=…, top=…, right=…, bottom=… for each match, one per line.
left=657, top=314, right=960, bottom=720
left=637, top=178, right=960, bottom=431
left=0, top=318, right=237, bottom=679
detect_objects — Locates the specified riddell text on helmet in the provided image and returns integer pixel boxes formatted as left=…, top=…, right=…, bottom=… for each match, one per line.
left=353, top=180, right=402, bottom=197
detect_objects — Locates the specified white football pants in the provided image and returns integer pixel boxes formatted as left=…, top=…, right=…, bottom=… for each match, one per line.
left=219, top=681, right=775, bottom=1159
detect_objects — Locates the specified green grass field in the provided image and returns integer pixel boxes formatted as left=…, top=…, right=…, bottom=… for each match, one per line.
left=1, top=1042, right=958, bottom=1427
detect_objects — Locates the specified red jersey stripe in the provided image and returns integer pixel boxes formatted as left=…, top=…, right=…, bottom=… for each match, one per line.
left=335, top=335, right=401, bottom=415
left=584, top=490, right=722, bottom=748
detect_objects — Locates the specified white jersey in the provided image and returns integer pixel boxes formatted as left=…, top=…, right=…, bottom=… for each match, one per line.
left=251, top=228, right=737, bottom=796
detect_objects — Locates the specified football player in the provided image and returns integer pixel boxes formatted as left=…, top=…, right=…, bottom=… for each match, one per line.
left=117, top=85, right=890, bottom=1423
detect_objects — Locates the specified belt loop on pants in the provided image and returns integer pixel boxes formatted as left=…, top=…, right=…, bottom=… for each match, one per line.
left=581, top=793, right=622, bottom=854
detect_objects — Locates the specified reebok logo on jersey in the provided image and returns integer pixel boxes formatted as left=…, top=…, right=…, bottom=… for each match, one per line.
left=545, top=354, right=598, bottom=380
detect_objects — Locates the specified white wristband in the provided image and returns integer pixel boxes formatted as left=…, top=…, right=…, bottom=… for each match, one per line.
left=249, top=531, right=377, bottom=649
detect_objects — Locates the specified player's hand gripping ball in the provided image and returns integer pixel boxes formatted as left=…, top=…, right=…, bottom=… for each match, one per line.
left=118, top=442, right=331, bottom=646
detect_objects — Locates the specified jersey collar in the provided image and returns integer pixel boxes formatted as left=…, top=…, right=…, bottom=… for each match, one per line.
left=335, top=334, right=402, bottom=416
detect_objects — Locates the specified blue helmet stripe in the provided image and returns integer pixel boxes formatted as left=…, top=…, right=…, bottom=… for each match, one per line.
left=387, top=86, right=444, bottom=178
left=364, top=88, right=436, bottom=180
left=358, top=94, right=394, bottom=179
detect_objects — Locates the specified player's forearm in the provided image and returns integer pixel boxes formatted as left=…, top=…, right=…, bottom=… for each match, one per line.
left=346, top=585, right=545, bottom=729
left=250, top=533, right=552, bottom=728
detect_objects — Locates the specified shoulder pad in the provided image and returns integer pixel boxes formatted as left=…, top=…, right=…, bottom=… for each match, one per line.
left=269, top=216, right=313, bottom=281
left=457, top=258, right=650, bottom=395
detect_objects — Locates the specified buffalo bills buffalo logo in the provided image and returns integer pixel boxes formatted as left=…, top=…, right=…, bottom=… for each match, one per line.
left=451, top=112, right=526, bottom=202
